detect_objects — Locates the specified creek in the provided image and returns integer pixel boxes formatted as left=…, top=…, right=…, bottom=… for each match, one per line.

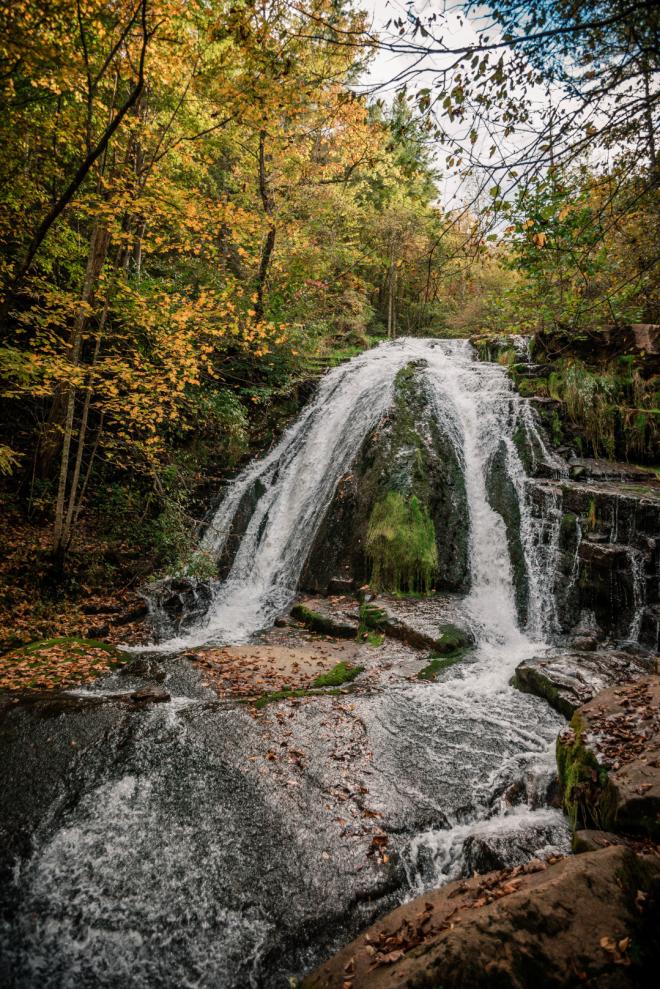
left=3, top=338, right=620, bottom=987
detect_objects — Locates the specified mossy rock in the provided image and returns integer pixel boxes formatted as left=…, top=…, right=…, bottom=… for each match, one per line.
left=290, top=605, right=357, bottom=639
left=300, top=362, right=470, bottom=594
left=433, top=623, right=473, bottom=656
left=556, top=714, right=618, bottom=832
left=417, top=653, right=463, bottom=681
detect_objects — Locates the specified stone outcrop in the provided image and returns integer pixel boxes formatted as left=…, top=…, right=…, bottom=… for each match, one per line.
left=300, top=362, right=470, bottom=594
left=142, top=575, right=213, bottom=639
left=302, top=845, right=660, bottom=989
left=530, top=478, right=660, bottom=648
left=514, top=650, right=656, bottom=718
left=557, top=675, right=660, bottom=838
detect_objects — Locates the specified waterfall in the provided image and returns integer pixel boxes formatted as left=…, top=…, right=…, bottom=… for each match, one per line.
left=4, top=339, right=574, bottom=989
left=154, top=339, right=562, bottom=652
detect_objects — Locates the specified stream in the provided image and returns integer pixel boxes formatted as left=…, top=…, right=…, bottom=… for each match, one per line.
left=0, top=340, right=573, bottom=988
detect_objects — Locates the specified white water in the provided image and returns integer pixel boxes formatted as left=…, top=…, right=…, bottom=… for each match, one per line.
left=3, top=339, right=574, bottom=988
left=155, top=339, right=561, bottom=653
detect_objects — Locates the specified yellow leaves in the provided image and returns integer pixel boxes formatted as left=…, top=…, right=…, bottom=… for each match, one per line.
left=533, top=232, right=547, bottom=248
left=523, top=219, right=535, bottom=230
left=558, top=206, right=571, bottom=221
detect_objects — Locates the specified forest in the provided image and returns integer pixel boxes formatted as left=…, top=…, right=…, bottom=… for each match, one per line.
left=0, top=2, right=658, bottom=988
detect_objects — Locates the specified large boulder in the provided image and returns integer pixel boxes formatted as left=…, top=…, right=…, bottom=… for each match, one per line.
left=514, top=650, right=655, bottom=719
left=300, top=363, right=470, bottom=594
left=301, top=845, right=660, bottom=989
left=142, top=576, right=214, bottom=639
left=557, top=675, right=660, bottom=838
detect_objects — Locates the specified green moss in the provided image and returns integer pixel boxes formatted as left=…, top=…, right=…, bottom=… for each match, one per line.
left=366, top=491, right=438, bottom=593
left=358, top=602, right=387, bottom=635
left=556, top=714, right=619, bottom=831
left=312, top=661, right=364, bottom=688
left=22, top=636, right=122, bottom=657
left=433, top=623, right=471, bottom=655
left=252, top=686, right=343, bottom=709
left=417, top=653, right=463, bottom=681
left=365, top=632, right=384, bottom=647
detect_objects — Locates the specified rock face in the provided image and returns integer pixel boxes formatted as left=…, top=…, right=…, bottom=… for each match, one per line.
left=529, top=478, right=660, bottom=649
left=557, top=675, right=660, bottom=838
left=300, top=362, right=470, bottom=594
left=302, top=845, right=660, bottom=989
left=514, top=650, right=656, bottom=719
left=142, top=576, right=214, bottom=639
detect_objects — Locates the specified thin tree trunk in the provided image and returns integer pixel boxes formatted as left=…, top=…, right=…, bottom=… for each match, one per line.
left=53, top=222, right=110, bottom=552
left=254, top=130, right=276, bottom=320
left=4, top=0, right=150, bottom=302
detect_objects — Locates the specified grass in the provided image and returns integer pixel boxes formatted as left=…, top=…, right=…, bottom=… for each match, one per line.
left=312, top=661, right=364, bottom=688
left=417, top=654, right=463, bottom=681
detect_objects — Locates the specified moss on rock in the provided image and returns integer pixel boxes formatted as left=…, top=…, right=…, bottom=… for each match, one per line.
left=366, top=491, right=438, bottom=593
left=556, top=714, right=618, bottom=831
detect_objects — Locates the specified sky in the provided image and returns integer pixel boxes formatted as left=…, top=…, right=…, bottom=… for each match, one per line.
left=354, top=1, right=561, bottom=211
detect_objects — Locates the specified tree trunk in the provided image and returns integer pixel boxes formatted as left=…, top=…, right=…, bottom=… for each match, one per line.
left=52, top=222, right=110, bottom=553
left=254, top=130, right=276, bottom=320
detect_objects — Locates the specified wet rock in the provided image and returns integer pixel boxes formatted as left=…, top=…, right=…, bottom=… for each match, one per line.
left=274, top=617, right=289, bottom=628
left=142, top=576, right=214, bottom=639
left=462, top=822, right=565, bottom=874
left=290, top=602, right=358, bottom=639
left=557, top=675, right=660, bottom=838
left=302, top=845, right=660, bottom=989
left=570, top=635, right=599, bottom=651
left=572, top=829, right=627, bottom=854
left=514, top=650, right=655, bottom=718
left=327, top=577, right=355, bottom=596
left=485, top=442, right=528, bottom=622
left=361, top=601, right=473, bottom=655
left=532, top=479, right=660, bottom=645
left=569, top=458, right=659, bottom=485
left=120, top=655, right=167, bottom=681
left=126, top=685, right=171, bottom=705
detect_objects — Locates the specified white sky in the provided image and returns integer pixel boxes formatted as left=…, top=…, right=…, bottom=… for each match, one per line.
left=354, top=1, right=559, bottom=211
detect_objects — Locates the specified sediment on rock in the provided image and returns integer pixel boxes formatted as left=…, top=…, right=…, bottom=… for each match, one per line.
left=514, top=650, right=655, bottom=719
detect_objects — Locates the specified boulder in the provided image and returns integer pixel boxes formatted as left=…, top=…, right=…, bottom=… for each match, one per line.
left=142, top=576, right=214, bottom=639
left=557, top=675, right=660, bottom=839
left=514, top=650, right=655, bottom=718
left=290, top=602, right=359, bottom=639
left=301, top=845, right=660, bottom=989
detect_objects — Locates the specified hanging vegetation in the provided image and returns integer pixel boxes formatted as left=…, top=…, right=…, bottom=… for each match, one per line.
left=366, top=491, right=438, bottom=593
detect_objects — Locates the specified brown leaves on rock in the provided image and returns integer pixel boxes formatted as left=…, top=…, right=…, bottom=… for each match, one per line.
left=0, top=638, right=127, bottom=690
left=588, top=681, right=659, bottom=770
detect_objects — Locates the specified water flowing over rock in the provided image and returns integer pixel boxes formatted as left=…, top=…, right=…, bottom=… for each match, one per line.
left=4, top=337, right=655, bottom=988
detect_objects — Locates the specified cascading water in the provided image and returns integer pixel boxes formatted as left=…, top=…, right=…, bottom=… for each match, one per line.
left=1, top=339, right=572, bottom=989
left=153, top=339, right=562, bottom=651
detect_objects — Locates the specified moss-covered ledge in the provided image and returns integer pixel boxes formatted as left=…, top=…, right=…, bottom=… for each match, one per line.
left=556, top=676, right=660, bottom=840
